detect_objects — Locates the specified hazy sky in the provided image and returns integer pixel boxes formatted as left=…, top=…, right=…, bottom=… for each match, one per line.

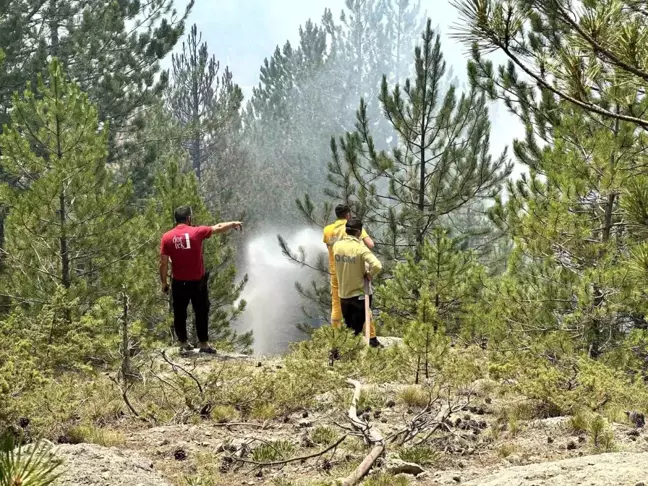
left=169, top=0, right=524, bottom=166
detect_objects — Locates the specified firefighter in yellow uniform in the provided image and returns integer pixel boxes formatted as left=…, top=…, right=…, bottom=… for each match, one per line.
left=333, top=218, right=383, bottom=346
left=323, top=205, right=377, bottom=335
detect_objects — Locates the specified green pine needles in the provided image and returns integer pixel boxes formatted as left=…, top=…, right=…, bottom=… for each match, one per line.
left=0, top=435, right=62, bottom=486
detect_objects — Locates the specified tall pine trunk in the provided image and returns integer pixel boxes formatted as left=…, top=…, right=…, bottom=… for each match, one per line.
left=54, top=77, right=71, bottom=324
left=48, top=0, right=59, bottom=56
left=590, top=108, right=620, bottom=358
left=0, top=206, right=7, bottom=314
left=120, top=292, right=131, bottom=384
left=434, top=232, right=441, bottom=332
left=192, top=69, right=201, bottom=180
left=414, top=28, right=432, bottom=263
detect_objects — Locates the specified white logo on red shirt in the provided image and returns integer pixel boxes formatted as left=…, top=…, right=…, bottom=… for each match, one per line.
left=173, top=233, right=191, bottom=250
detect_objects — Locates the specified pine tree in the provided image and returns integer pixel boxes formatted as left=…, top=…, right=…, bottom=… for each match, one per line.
left=444, top=200, right=511, bottom=273
left=399, top=316, right=450, bottom=384
left=0, top=48, right=8, bottom=314
left=448, top=0, right=648, bottom=357
left=0, top=0, right=192, bottom=284
left=378, top=229, right=486, bottom=338
left=167, top=23, right=246, bottom=211
left=0, top=0, right=191, bottom=150
left=0, top=60, right=133, bottom=315
left=245, top=20, right=333, bottom=225
left=117, top=102, right=181, bottom=204
left=280, top=19, right=509, bottom=333
left=317, top=19, right=511, bottom=265
left=381, top=0, right=424, bottom=84
left=246, top=3, right=425, bottom=226
left=484, top=102, right=647, bottom=357
left=330, top=0, right=385, bottom=126
left=324, top=0, right=424, bottom=141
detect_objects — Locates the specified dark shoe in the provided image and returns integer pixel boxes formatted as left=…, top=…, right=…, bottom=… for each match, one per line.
left=179, top=342, right=194, bottom=352
left=369, top=337, right=384, bottom=349
left=199, top=347, right=217, bottom=355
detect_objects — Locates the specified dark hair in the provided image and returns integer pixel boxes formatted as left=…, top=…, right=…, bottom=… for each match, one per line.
left=174, top=206, right=192, bottom=224
left=345, top=217, right=363, bottom=236
left=335, top=204, right=351, bottom=219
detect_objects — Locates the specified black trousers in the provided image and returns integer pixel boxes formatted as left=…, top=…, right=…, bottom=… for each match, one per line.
left=340, top=295, right=372, bottom=336
left=172, top=274, right=210, bottom=343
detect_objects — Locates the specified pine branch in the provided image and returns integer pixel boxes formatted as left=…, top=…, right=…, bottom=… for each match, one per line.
left=549, top=1, right=648, bottom=84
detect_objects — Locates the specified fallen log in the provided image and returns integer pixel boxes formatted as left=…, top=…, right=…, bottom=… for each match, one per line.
left=341, top=379, right=385, bottom=486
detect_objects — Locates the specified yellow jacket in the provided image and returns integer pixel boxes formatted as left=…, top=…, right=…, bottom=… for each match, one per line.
left=333, top=235, right=382, bottom=299
left=323, top=219, right=368, bottom=276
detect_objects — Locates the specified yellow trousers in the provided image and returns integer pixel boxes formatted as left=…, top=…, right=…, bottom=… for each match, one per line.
left=330, top=275, right=376, bottom=338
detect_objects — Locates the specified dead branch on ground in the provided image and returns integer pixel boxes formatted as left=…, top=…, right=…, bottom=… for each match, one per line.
left=213, top=422, right=271, bottom=429
left=341, top=379, right=385, bottom=486
left=389, top=386, right=472, bottom=447
left=339, top=379, right=473, bottom=484
left=107, top=373, right=153, bottom=423
left=161, top=350, right=205, bottom=398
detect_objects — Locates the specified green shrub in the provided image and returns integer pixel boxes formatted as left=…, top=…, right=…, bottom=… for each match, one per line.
left=357, top=389, right=385, bottom=411
left=589, top=414, right=616, bottom=452
left=251, top=440, right=295, bottom=462
left=490, top=347, right=648, bottom=417
left=211, top=405, right=238, bottom=423
left=311, top=426, right=339, bottom=447
left=568, top=409, right=590, bottom=434
left=250, top=403, right=277, bottom=421
left=497, top=443, right=518, bottom=458
left=397, top=446, right=440, bottom=466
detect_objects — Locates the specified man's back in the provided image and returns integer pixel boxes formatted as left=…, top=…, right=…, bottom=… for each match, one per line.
left=160, top=224, right=212, bottom=281
left=333, top=236, right=382, bottom=299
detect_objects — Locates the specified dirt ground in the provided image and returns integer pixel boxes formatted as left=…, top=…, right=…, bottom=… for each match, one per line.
left=110, top=381, right=648, bottom=485
left=46, top=348, right=648, bottom=486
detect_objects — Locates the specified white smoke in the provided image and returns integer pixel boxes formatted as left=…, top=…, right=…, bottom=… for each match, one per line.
left=234, top=227, right=324, bottom=355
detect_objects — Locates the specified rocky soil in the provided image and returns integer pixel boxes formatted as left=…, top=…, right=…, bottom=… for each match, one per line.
left=52, top=443, right=173, bottom=486
left=464, top=452, right=648, bottom=486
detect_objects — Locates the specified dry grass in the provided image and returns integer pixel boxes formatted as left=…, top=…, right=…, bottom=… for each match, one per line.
left=65, top=424, right=126, bottom=447
left=398, top=386, right=429, bottom=408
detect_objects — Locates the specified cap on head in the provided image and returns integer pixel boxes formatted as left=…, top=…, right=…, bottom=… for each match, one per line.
left=335, top=204, right=351, bottom=219
left=174, top=206, right=192, bottom=224
left=345, top=217, right=363, bottom=236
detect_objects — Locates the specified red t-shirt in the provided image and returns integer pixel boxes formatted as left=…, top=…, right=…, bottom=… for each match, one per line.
left=160, top=224, right=213, bottom=281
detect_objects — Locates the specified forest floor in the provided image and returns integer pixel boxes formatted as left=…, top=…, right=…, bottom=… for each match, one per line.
left=33, top=339, right=648, bottom=486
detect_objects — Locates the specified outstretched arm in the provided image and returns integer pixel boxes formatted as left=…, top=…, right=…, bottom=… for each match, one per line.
left=210, top=221, right=243, bottom=235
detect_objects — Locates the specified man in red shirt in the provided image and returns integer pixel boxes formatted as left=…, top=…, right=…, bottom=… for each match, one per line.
left=160, top=206, right=242, bottom=354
